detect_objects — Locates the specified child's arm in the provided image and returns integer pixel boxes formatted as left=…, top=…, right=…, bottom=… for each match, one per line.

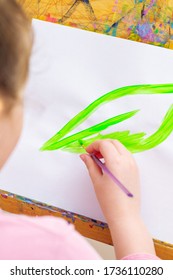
left=80, top=140, right=157, bottom=260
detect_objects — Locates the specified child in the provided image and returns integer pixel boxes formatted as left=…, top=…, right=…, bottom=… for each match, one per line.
left=0, top=0, right=159, bottom=260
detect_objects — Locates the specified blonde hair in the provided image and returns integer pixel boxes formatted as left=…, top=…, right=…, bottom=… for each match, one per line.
left=0, top=0, right=32, bottom=109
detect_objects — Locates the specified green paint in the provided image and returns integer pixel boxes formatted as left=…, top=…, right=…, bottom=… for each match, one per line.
left=41, top=84, right=173, bottom=153
left=41, top=110, right=138, bottom=151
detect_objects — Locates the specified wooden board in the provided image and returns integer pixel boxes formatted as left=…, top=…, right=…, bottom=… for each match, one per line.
left=19, top=0, right=173, bottom=49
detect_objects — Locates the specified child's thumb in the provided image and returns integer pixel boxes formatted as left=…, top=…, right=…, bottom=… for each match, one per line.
left=80, top=154, right=102, bottom=183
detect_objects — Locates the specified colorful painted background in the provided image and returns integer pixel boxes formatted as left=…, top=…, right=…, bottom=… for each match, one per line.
left=19, top=0, right=173, bottom=49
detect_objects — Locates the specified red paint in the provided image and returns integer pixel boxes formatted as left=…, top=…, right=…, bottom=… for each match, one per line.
left=1, top=194, right=8, bottom=199
left=69, top=22, right=78, bottom=28
left=46, top=13, right=57, bottom=23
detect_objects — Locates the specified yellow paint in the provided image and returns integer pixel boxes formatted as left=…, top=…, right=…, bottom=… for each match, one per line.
left=18, top=1, right=173, bottom=48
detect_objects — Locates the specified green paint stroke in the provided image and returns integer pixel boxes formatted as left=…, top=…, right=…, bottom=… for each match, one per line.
left=41, top=84, right=173, bottom=153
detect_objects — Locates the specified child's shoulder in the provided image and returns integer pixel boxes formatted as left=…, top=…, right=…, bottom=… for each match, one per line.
left=0, top=211, right=101, bottom=260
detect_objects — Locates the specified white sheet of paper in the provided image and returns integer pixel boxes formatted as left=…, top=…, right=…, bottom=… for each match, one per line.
left=0, top=19, right=173, bottom=243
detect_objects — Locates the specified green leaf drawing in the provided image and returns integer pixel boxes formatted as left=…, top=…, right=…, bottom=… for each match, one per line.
left=41, top=84, right=173, bottom=153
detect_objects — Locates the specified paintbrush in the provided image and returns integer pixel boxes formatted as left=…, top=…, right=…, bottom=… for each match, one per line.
left=79, top=140, right=133, bottom=198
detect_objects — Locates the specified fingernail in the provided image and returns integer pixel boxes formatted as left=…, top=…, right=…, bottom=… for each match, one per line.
left=80, top=154, right=86, bottom=163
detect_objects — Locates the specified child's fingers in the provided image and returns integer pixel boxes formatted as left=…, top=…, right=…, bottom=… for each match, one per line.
left=110, top=140, right=131, bottom=156
left=86, top=140, right=120, bottom=163
left=80, top=154, right=102, bottom=182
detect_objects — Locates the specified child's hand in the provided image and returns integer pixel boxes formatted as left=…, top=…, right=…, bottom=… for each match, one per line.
left=80, top=140, right=156, bottom=259
left=80, top=140, right=140, bottom=224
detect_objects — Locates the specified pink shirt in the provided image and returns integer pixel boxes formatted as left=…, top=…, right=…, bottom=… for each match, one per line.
left=0, top=212, right=159, bottom=260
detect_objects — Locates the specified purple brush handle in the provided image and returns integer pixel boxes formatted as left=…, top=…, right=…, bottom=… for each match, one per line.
left=90, top=154, right=133, bottom=198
